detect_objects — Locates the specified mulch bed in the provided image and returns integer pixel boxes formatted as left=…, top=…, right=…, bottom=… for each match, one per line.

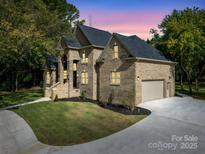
left=58, top=97, right=151, bottom=115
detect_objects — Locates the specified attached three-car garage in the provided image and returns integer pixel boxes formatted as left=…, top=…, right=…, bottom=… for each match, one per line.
left=141, top=80, right=164, bottom=102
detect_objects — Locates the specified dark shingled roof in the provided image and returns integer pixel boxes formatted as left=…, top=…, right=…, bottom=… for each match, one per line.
left=62, top=36, right=81, bottom=48
left=79, top=25, right=111, bottom=47
left=114, top=33, right=169, bottom=61
left=47, top=56, right=58, bottom=70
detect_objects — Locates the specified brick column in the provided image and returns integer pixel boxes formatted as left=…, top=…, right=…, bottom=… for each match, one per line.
left=58, top=56, right=64, bottom=83
left=51, top=70, right=56, bottom=85
left=134, top=62, right=142, bottom=105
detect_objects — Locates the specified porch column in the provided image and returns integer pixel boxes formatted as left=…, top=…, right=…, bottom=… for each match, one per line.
left=50, top=70, right=56, bottom=85
left=58, top=56, right=64, bottom=83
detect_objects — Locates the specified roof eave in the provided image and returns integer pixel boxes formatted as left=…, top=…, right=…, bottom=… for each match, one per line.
left=67, top=46, right=81, bottom=50
left=66, top=45, right=105, bottom=50
left=125, top=57, right=176, bottom=65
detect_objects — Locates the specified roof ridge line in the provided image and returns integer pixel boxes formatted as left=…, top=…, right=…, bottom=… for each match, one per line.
left=80, top=24, right=111, bottom=34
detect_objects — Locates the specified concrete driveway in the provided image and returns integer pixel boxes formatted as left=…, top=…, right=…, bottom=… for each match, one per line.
left=0, top=97, right=205, bottom=154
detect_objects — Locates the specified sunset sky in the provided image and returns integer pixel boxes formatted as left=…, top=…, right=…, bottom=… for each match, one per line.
left=68, top=0, right=205, bottom=40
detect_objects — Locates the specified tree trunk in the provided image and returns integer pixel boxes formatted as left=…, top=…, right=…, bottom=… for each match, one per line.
left=195, top=78, right=198, bottom=92
left=33, top=71, right=36, bottom=87
left=187, top=77, right=192, bottom=96
left=11, top=72, right=15, bottom=92
left=180, top=74, right=183, bottom=90
left=15, top=72, right=19, bottom=92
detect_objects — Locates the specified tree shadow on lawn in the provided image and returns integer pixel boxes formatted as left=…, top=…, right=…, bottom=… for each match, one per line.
left=0, top=89, right=43, bottom=108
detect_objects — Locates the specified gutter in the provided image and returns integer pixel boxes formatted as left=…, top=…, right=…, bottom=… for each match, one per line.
left=125, top=57, right=176, bottom=65
left=66, top=45, right=105, bottom=50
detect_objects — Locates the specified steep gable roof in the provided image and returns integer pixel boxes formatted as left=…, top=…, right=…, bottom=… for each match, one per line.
left=78, top=25, right=111, bottom=47
left=114, top=33, right=169, bottom=61
left=62, top=36, right=81, bottom=48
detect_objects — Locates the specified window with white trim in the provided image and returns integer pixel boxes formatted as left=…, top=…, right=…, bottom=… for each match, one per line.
left=110, top=71, right=120, bottom=85
left=81, top=72, right=88, bottom=84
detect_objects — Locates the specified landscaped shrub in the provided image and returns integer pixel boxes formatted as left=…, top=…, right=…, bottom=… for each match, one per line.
left=54, top=94, right=58, bottom=101
left=108, top=91, right=114, bottom=103
left=100, top=101, right=108, bottom=107
left=80, top=90, right=86, bottom=100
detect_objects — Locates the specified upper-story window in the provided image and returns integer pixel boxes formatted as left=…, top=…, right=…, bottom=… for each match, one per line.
left=113, top=44, right=119, bottom=59
left=82, top=52, right=88, bottom=63
left=81, top=72, right=88, bottom=84
left=73, top=62, right=77, bottom=71
left=110, top=71, right=120, bottom=85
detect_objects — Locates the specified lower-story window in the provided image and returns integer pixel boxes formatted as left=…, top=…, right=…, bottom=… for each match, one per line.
left=63, top=70, right=68, bottom=83
left=81, top=72, right=88, bottom=84
left=64, top=70, right=67, bottom=79
left=110, top=71, right=120, bottom=85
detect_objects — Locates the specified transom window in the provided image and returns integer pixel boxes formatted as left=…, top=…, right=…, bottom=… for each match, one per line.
left=81, top=72, right=88, bottom=84
left=82, top=52, right=88, bottom=63
left=113, top=45, right=119, bottom=59
left=111, top=71, right=120, bottom=85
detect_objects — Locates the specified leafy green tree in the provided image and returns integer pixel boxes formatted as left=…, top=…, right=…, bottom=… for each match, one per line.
left=149, top=7, right=205, bottom=95
left=0, top=0, right=81, bottom=91
left=42, top=0, right=84, bottom=26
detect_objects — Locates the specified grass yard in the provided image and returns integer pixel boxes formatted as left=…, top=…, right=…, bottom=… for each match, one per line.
left=176, top=83, right=205, bottom=100
left=0, top=88, right=43, bottom=108
left=13, top=102, right=146, bottom=145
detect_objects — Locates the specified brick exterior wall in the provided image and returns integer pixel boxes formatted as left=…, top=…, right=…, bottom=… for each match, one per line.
left=67, top=49, right=81, bottom=97
left=134, top=61, right=175, bottom=105
left=98, top=37, right=136, bottom=107
left=98, top=37, right=175, bottom=107
left=79, top=47, right=103, bottom=100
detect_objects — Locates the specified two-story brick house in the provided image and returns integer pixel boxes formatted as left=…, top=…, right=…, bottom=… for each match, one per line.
left=44, top=25, right=175, bottom=107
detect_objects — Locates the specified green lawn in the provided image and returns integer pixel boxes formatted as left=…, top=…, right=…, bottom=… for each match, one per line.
left=13, top=102, right=146, bottom=146
left=0, top=88, right=43, bottom=108
left=176, top=83, right=205, bottom=100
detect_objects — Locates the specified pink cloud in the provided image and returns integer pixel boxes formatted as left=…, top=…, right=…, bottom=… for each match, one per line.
left=80, top=10, right=168, bottom=40
left=96, top=24, right=152, bottom=40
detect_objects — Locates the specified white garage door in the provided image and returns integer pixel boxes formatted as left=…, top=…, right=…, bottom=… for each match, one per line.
left=142, top=80, right=164, bottom=102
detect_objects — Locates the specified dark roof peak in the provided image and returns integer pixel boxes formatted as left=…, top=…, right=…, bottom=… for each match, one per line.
left=79, top=25, right=111, bottom=35
left=62, top=36, right=81, bottom=48
left=113, top=33, right=169, bottom=61
left=78, top=24, right=111, bottom=47
left=129, top=35, right=140, bottom=40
